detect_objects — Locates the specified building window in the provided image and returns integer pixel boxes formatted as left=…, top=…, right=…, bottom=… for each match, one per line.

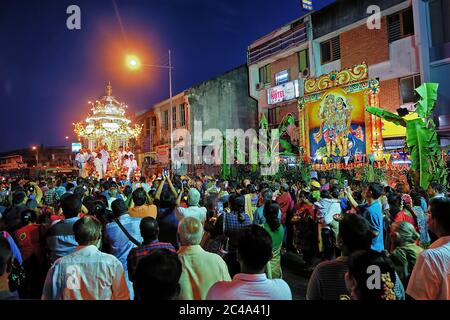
left=259, top=64, right=271, bottom=84
left=298, top=48, right=309, bottom=72
left=145, top=117, right=150, bottom=136
left=400, top=74, right=421, bottom=104
left=164, top=110, right=169, bottom=131
left=172, top=106, right=177, bottom=129
left=151, top=116, right=156, bottom=128
left=429, top=0, right=450, bottom=47
left=388, top=7, right=414, bottom=43
left=320, top=36, right=340, bottom=64
left=275, top=70, right=290, bottom=85
left=179, top=104, right=186, bottom=126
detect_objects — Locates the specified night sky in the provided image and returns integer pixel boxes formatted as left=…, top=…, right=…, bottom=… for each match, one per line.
left=0, top=0, right=335, bottom=152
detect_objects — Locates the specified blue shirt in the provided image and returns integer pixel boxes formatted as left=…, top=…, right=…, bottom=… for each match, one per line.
left=104, top=214, right=143, bottom=271
left=252, top=206, right=282, bottom=225
left=55, top=186, right=66, bottom=198
left=363, top=200, right=384, bottom=252
left=340, top=198, right=350, bottom=212
left=156, top=207, right=180, bottom=250
left=46, top=217, right=80, bottom=262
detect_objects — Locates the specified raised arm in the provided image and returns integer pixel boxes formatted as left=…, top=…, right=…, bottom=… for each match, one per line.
left=154, top=177, right=165, bottom=201
left=166, top=175, right=178, bottom=197
left=345, top=187, right=359, bottom=209
left=31, top=182, right=43, bottom=204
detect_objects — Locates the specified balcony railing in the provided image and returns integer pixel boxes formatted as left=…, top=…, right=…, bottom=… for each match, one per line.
left=248, top=24, right=307, bottom=65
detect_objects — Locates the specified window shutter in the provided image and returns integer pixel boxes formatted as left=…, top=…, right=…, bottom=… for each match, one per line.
left=388, top=14, right=401, bottom=43
left=331, top=36, right=340, bottom=60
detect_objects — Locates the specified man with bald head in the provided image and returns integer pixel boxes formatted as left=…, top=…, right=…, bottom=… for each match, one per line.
left=177, top=217, right=231, bottom=300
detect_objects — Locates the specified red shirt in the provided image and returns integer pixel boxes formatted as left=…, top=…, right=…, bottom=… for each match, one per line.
left=295, top=203, right=315, bottom=221
left=276, top=192, right=294, bottom=224
left=13, top=224, right=46, bottom=263
left=393, top=210, right=417, bottom=228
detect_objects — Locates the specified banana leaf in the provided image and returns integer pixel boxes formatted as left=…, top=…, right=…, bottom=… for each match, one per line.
left=260, top=114, right=268, bottom=131
left=405, top=119, right=435, bottom=188
left=415, top=83, right=439, bottom=119
left=221, top=136, right=230, bottom=179
left=366, top=107, right=406, bottom=127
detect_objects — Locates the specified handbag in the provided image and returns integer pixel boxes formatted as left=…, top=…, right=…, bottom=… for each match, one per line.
left=204, top=212, right=229, bottom=258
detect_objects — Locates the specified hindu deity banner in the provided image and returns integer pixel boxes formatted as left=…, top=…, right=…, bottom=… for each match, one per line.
left=307, top=87, right=366, bottom=159
left=298, top=63, right=383, bottom=166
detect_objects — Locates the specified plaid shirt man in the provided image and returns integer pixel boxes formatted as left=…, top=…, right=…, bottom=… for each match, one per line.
left=44, top=188, right=59, bottom=208
left=127, top=239, right=176, bottom=282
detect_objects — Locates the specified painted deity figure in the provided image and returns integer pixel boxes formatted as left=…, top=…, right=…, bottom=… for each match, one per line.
left=334, top=97, right=353, bottom=156
left=314, top=94, right=337, bottom=157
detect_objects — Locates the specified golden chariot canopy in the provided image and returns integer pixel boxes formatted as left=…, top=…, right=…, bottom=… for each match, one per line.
left=74, top=82, right=142, bottom=151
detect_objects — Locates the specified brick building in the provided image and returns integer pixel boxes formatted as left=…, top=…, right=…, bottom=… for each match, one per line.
left=248, top=0, right=425, bottom=153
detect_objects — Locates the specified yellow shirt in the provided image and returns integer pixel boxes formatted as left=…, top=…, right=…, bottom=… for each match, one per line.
left=178, top=245, right=231, bottom=300
left=128, top=204, right=157, bottom=219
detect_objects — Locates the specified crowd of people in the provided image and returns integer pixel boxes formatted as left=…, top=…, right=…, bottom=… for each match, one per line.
left=0, top=170, right=448, bottom=300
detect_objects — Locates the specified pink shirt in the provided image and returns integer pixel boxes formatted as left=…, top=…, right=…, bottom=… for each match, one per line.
left=406, top=236, right=450, bottom=300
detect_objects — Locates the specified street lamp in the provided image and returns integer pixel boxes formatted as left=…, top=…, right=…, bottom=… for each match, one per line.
left=32, top=146, right=39, bottom=166
left=125, top=50, right=174, bottom=172
left=125, top=54, right=141, bottom=71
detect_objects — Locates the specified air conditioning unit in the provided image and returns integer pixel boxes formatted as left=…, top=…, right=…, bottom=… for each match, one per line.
left=256, top=82, right=264, bottom=91
left=299, top=68, right=310, bottom=78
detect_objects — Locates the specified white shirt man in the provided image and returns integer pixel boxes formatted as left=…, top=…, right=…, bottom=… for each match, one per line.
left=117, top=149, right=125, bottom=167
left=407, top=197, right=450, bottom=300
left=100, top=149, right=109, bottom=175
left=94, top=156, right=103, bottom=179
left=406, top=236, right=450, bottom=300
left=75, top=152, right=85, bottom=177
left=42, top=216, right=129, bottom=300
left=127, top=157, right=138, bottom=181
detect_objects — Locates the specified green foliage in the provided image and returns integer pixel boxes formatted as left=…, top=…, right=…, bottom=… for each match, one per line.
left=366, top=83, right=447, bottom=189
left=415, top=83, right=439, bottom=118
left=366, top=107, right=406, bottom=127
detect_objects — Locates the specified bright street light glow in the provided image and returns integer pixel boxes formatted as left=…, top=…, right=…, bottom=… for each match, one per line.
left=32, top=146, right=36, bottom=150
left=125, top=54, right=141, bottom=70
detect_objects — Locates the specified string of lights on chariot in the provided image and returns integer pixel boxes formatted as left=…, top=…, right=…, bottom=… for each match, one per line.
left=74, top=82, right=142, bottom=151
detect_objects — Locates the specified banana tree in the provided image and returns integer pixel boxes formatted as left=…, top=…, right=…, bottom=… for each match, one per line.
left=366, top=83, right=447, bottom=189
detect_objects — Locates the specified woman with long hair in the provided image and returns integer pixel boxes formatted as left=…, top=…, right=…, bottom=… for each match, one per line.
left=388, top=193, right=417, bottom=228
left=263, top=201, right=284, bottom=279
left=345, top=250, right=397, bottom=300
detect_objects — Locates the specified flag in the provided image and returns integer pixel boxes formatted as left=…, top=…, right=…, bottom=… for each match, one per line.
left=369, top=154, right=375, bottom=164
left=384, top=153, right=391, bottom=163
